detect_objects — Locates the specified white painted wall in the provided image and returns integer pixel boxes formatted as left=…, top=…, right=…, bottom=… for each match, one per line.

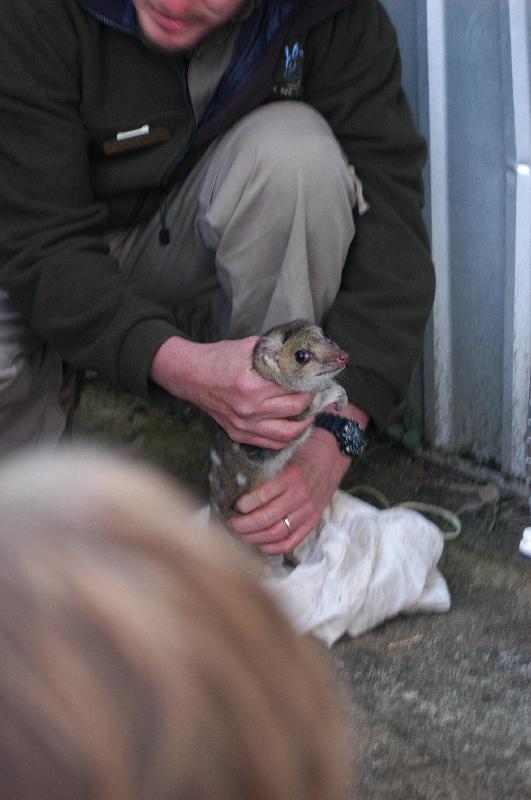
left=381, top=0, right=531, bottom=478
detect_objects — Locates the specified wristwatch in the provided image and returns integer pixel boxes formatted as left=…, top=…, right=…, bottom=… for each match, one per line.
left=314, top=413, right=367, bottom=458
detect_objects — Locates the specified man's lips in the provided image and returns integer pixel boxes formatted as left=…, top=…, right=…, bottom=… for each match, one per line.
left=151, top=8, right=193, bottom=33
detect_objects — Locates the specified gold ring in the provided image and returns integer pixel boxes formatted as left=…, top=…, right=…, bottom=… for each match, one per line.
left=283, top=516, right=293, bottom=533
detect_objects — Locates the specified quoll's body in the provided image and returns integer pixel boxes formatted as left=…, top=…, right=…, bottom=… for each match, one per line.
left=209, top=320, right=348, bottom=521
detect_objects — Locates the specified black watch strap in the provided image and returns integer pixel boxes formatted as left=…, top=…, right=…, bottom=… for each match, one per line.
left=314, top=413, right=366, bottom=458
left=314, top=412, right=345, bottom=436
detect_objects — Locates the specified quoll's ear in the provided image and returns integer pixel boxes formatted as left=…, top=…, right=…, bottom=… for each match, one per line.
left=256, top=335, right=281, bottom=371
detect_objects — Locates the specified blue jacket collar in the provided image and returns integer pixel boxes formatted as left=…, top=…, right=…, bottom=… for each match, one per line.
left=78, top=0, right=350, bottom=39
left=78, top=0, right=138, bottom=34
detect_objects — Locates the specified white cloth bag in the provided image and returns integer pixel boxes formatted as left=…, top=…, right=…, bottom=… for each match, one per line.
left=262, top=490, right=451, bottom=647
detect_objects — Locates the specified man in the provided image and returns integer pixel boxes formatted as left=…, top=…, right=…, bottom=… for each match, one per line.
left=0, top=0, right=435, bottom=554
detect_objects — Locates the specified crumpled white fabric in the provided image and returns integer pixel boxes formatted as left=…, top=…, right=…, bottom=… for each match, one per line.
left=259, top=490, right=451, bottom=647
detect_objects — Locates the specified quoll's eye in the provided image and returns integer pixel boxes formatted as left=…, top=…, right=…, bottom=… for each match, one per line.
left=295, top=350, right=310, bottom=364
left=323, top=333, right=333, bottom=343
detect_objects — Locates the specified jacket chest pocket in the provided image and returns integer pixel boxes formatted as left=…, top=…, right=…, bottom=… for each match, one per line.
left=101, top=124, right=171, bottom=157
left=86, top=112, right=187, bottom=161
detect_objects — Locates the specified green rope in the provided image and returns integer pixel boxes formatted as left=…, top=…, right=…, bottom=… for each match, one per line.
left=347, top=485, right=462, bottom=541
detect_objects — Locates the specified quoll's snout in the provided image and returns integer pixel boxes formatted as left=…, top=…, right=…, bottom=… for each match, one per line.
left=337, top=350, right=349, bottom=367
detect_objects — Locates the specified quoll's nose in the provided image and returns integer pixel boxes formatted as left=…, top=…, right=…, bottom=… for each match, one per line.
left=337, top=350, right=349, bottom=365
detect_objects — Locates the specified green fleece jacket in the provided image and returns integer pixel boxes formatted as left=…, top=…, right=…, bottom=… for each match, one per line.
left=0, top=0, right=435, bottom=426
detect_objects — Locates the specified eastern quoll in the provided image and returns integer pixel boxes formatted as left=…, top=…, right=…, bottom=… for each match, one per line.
left=209, top=319, right=349, bottom=521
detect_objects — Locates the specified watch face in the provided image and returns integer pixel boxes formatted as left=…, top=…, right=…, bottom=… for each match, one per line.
left=341, top=420, right=366, bottom=457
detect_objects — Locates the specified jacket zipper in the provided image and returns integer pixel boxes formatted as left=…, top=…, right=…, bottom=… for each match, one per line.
left=80, top=8, right=136, bottom=36
left=83, top=6, right=196, bottom=246
left=158, top=57, right=197, bottom=246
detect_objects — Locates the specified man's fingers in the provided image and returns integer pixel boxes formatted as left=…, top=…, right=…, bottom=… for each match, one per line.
left=237, top=502, right=317, bottom=545
left=259, top=520, right=315, bottom=554
left=226, top=390, right=314, bottom=423
left=254, top=415, right=313, bottom=442
left=232, top=469, right=293, bottom=516
left=227, top=415, right=313, bottom=448
left=255, top=391, right=314, bottom=419
left=231, top=490, right=293, bottom=534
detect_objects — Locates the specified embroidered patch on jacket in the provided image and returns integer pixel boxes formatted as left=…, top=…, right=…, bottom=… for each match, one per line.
left=275, top=41, right=304, bottom=98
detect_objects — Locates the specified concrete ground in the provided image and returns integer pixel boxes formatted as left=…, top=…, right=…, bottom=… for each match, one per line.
left=74, top=379, right=531, bottom=800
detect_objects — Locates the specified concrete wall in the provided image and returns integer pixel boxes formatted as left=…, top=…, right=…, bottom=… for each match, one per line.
left=380, top=0, right=531, bottom=478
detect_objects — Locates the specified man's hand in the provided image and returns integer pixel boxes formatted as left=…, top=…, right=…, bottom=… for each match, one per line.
left=150, top=335, right=314, bottom=449
left=228, top=403, right=369, bottom=554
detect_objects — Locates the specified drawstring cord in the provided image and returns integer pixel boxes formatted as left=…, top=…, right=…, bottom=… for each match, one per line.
left=159, top=190, right=170, bottom=246
left=346, top=484, right=462, bottom=541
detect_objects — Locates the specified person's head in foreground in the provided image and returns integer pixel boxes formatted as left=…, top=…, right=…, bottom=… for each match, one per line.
left=0, top=447, right=350, bottom=800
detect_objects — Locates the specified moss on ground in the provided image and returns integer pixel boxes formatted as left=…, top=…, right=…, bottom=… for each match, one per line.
left=73, top=378, right=211, bottom=500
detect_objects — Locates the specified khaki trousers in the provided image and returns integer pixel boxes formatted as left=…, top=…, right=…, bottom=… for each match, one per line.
left=0, top=101, right=363, bottom=451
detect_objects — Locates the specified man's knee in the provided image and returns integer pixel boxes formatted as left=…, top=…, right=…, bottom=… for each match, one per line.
left=228, top=101, right=352, bottom=190
left=202, top=101, right=357, bottom=242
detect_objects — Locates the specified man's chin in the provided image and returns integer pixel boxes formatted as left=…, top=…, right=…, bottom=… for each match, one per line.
left=138, top=27, right=202, bottom=53
left=136, top=14, right=204, bottom=51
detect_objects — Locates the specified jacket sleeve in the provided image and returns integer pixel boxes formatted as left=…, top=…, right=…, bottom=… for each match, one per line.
left=0, top=0, right=179, bottom=398
left=303, top=0, right=435, bottom=427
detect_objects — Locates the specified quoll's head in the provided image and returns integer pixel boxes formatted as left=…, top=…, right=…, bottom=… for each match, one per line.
left=255, top=320, right=349, bottom=392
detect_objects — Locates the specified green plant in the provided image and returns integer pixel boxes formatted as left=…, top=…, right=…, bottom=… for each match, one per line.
left=386, top=407, right=423, bottom=452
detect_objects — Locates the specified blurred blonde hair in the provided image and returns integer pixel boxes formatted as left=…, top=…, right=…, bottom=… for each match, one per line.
left=0, top=446, right=350, bottom=800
